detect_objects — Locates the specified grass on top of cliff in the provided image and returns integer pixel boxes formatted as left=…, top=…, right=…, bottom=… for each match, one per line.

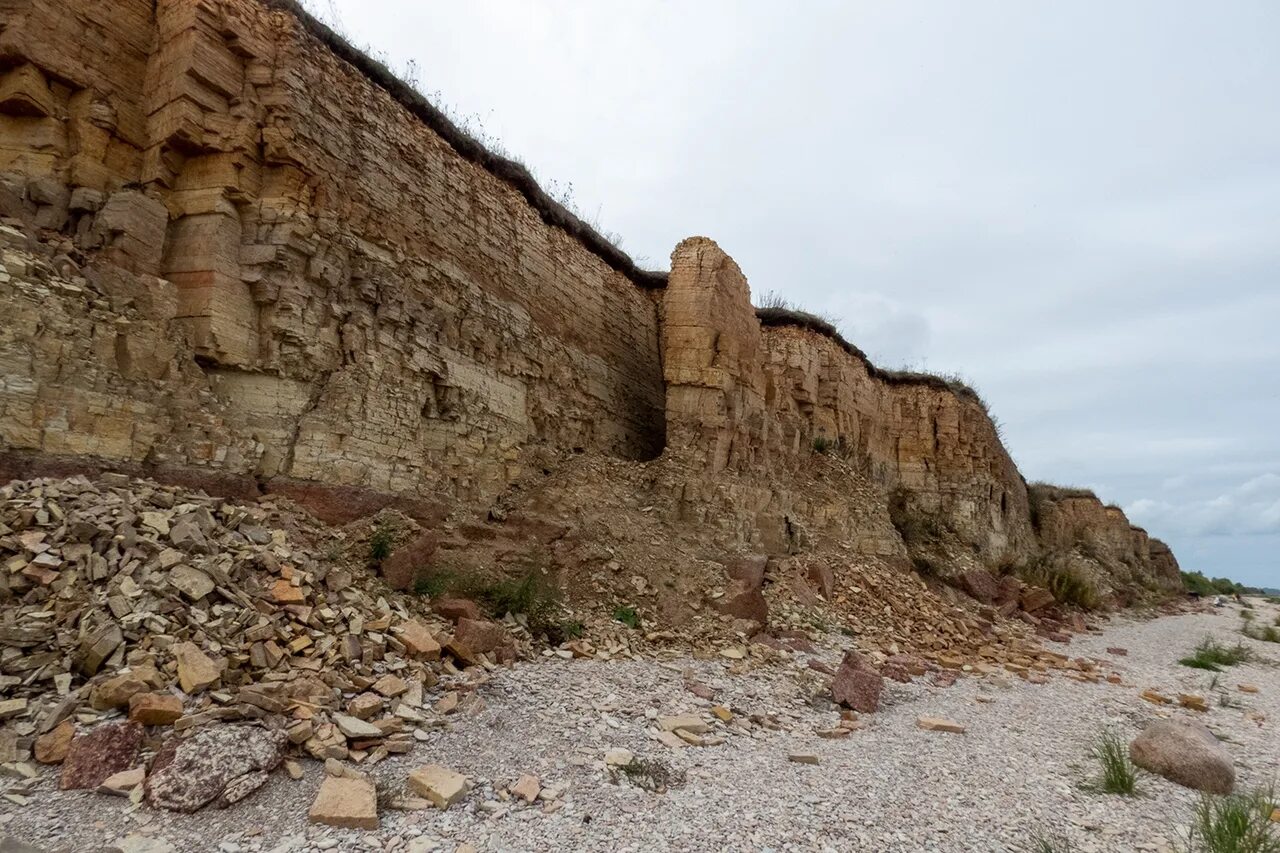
left=752, top=292, right=989, bottom=408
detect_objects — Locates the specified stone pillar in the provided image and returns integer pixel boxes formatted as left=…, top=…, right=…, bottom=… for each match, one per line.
left=661, top=236, right=768, bottom=472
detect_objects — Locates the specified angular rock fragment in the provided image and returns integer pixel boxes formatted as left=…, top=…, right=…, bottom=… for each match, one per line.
left=145, top=725, right=286, bottom=812
left=60, top=722, right=144, bottom=790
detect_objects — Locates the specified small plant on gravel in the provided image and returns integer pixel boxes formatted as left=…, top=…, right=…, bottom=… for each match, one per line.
left=1241, top=608, right=1255, bottom=621
left=368, top=522, right=396, bottom=563
left=1089, top=729, right=1138, bottom=795
left=559, top=618, right=585, bottom=640
left=1183, top=786, right=1280, bottom=853
left=614, top=756, right=685, bottom=793
left=613, top=605, right=641, bottom=629
left=812, top=435, right=836, bottom=455
left=1028, top=832, right=1076, bottom=853
left=1181, top=637, right=1255, bottom=671
left=1243, top=623, right=1280, bottom=644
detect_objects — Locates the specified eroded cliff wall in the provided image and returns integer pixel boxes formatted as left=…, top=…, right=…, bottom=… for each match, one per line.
left=0, top=0, right=664, bottom=513
left=0, top=0, right=1181, bottom=603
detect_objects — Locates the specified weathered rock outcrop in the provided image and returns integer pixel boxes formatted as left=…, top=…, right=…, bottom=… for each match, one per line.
left=0, top=0, right=1181, bottom=606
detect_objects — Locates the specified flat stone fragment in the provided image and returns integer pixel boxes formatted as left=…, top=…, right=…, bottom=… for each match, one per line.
left=510, top=773, right=540, bottom=803
left=399, top=620, right=441, bottom=660
left=308, top=775, right=378, bottom=830
left=408, top=764, right=469, bottom=809
left=173, top=642, right=220, bottom=693
left=334, top=714, right=383, bottom=740
left=788, top=752, right=820, bottom=765
left=916, top=716, right=966, bottom=734
left=168, top=565, right=214, bottom=600
left=658, top=713, right=709, bottom=734
left=34, top=720, right=74, bottom=764
left=99, top=766, right=145, bottom=796
left=129, top=693, right=184, bottom=725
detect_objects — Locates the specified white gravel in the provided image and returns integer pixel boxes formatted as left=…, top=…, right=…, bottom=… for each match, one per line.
left=3, top=601, right=1278, bottom=853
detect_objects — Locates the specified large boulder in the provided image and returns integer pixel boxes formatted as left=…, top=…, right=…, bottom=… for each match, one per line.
left=713, top=555, right=769, bottom=628
left=831, top=651, right=883, bottom=713
left=1129, top=719, right=1234, bottom=794
left=961, top=569, right=1000, bottom=604
left=380, top=532, right=438, bottom=591
left=145, top=725, right=287, bottom=811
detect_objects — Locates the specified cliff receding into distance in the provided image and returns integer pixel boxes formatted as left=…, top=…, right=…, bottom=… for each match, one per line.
left=0, top=0, right=1181, bottom=621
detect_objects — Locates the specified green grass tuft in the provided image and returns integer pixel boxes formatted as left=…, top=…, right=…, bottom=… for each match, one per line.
left=1090, top=729, right=1138, bottom=795
left=1243, top=623, right=1280, bottom=644
left=1184, top=787, right=1280, bottom=853
left=368, top=522, right=396, bottom=563
left=612, top=605, right=641, bottom=629
left=1181, top=636, right=1255, bottom=672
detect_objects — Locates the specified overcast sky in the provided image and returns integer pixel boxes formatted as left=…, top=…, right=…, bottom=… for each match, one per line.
left=311, top=0, right=1280, bottom=588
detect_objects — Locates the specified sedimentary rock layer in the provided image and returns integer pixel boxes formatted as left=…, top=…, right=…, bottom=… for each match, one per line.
left=0, top=0, right=1180, bottom=598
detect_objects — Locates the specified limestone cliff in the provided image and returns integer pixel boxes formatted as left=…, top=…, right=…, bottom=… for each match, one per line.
left=0, top=0, right=1181, bottom=610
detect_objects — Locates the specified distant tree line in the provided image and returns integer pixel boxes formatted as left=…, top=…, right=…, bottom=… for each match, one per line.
left=1181, top=570, right=1266, bottom=596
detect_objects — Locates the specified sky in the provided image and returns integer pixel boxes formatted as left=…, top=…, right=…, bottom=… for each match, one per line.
left=308, top=0, right=1280, bottom=588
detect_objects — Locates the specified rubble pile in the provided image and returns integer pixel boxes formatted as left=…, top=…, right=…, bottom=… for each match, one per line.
left=0, top=474, right=516, bottom=809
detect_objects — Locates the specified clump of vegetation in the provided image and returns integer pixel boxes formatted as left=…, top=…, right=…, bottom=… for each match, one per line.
left=613, top=605, right=641, bottom=629
left=412, top=571, right=454, bottom=598
left=1180, top=636, right=1255, bottom=671
left=1019, top=560, right=1101, bottom=610
left=812, top=435, right=836, bottom=455
left=1243, top=622, right=1280, bottom=644
left=368, top=521, right=396, bottom=563
left=1088, top=729, right=1138, bottom=795
left=1242, top=608, right=1255, bottom=621
left=1027, top=833, right=1076, bottom=853
left=614, top=756, right=684, bottom=793
left=1184, top=787, right=1280, bottom=853
left=1182, top=570, right=1249, bottom=597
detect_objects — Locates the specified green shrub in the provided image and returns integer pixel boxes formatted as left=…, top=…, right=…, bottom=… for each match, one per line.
left=812, top=435, right=835, bottom=455
left=368, top=522, right=396, bottom=563
left=1184, top=787, right=1280, bottom=853
left=1089, top=729, right=1138, bottom=795
left=1181, top=636, right=1255, bottom=671
left=613, top=605, right=641, bottom=629
left=1242, top=608, right=1255, bottom=621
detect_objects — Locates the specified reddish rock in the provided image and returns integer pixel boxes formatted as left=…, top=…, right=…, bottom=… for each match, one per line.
left=1020, top=586, right=1056, bottom=612
left=35, top=720, right=74, bottom=764
left=447, top=618, right=513, bottom=665
left=434, top=597, right=482, bottom=623
left=713, top=554, right=769, bottom=627
left=807, top=658, right=837, bottom=676
left=995, top=574, right=1022, bottom=605
left=1107, top=646, right=1129, bottom=657
left=128, top=692, right=184, bottom=726
left=60, top=722, right=144, bottom=790
left=961, top=569, right=1000, bottom=604
left=831, top=651, right=882, bottom=713
left=806, top=563, right=834, bottom=599
left=146, top=725, right=287, bottom=811
left=379, top=532, right=438, bottom=591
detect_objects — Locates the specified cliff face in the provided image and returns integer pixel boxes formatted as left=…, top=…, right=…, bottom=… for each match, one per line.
left=0, top=0, right=664, bottom=513
left=0, top=0, right=1180, bottom=605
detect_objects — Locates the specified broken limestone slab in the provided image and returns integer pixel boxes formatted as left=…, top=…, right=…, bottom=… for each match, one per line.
left=408, top=764, right=469, bottom=809
left=309, top=775, right=379, bottom=830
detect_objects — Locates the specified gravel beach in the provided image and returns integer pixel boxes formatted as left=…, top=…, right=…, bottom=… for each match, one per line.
left=4, top=600, right=1277, bottom=853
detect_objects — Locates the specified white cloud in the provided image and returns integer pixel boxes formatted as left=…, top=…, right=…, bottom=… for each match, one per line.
left=1126, top=474, right=1280, bottom=537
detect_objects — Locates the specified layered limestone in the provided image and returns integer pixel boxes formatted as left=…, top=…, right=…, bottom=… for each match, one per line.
left=0, top=0, right=664, bottom=516
left=0, top=0, right=1181, bottom=601
left=662, top=237, right=1032, bottom=569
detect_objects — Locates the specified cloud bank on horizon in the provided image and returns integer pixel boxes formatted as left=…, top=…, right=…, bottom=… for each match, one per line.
left=314, top=0, right=1280, bottom=587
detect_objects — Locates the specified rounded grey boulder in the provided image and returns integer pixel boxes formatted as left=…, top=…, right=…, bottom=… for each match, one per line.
left=1129, top=718, right=1234, bottom=794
